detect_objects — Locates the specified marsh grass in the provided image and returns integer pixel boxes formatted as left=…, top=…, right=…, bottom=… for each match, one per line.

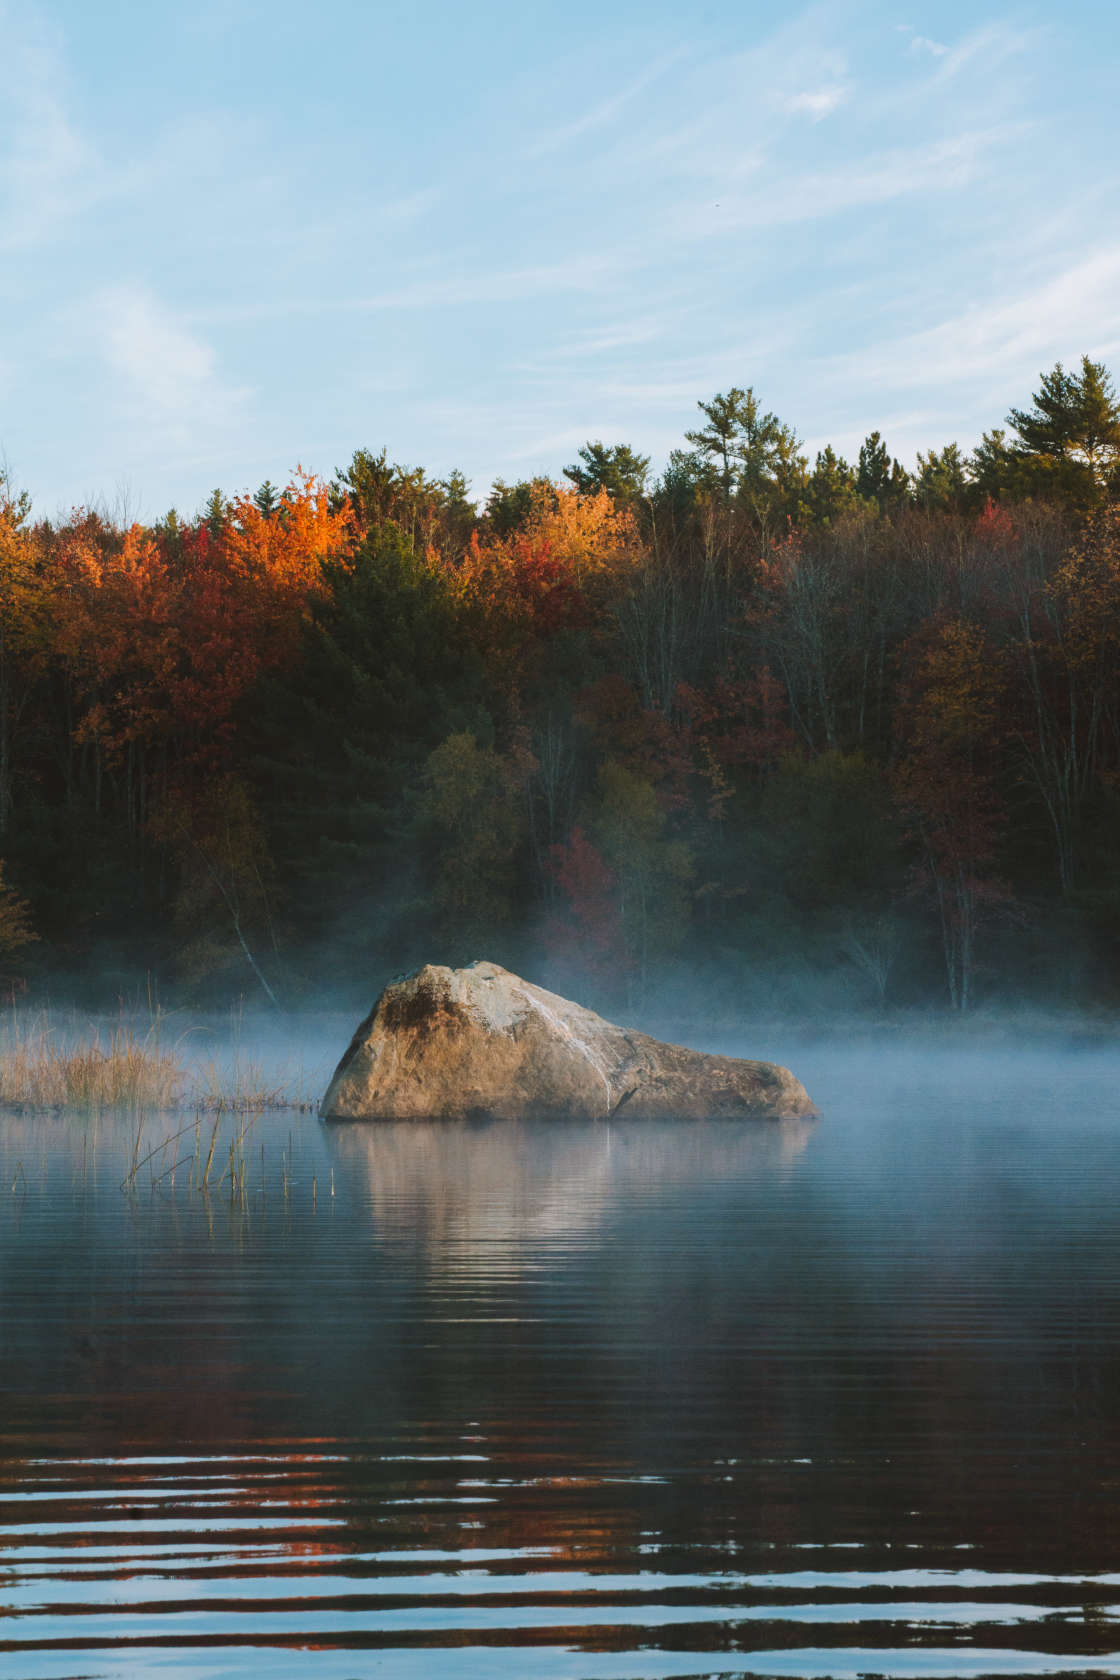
left=0, top=1007, right=318, bottom=1114
left=191, top=1055, right=301, bottom=1113
left=0, top=1015, right=185, bottom=1111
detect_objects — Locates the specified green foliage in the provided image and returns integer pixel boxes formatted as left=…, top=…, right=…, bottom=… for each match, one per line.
left=685, top=386, right=803, bottom=515
left=417, top=732, right=529, bottom=955
left=563, top=441, right=650, bottom=503
left=0, top=469, right=31, bottom=528
left=755, top=751, right=903, bottom=911
left=6, top=359, right=1120, bottom=1013
left=151, top=775, right=279, bottom=1004
left=801, top=447, right=862, bottom=525
left=485, top=476, right=556, bottom=536
left=970, top=360, right=1120, bottom=512
left=856, top=432, right=910, bottom=511
left=246, top=525, right=486, bottom=972
left=1008, top=356, right=1120, bottom=482
left=914, top=443, right=967, bottom=511
left=203, top=488, right=228, bottom=537
left=254, top=480, right=281, bottom=517
left=589, top=759, right=694, bottom=991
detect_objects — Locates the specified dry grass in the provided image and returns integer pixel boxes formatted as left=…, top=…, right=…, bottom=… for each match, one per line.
left=190, top=1055, right=298, bottom=1112
left=0, top=1009, right=316, bottom=1114
left=0, top=1016, right=185, bottom=1111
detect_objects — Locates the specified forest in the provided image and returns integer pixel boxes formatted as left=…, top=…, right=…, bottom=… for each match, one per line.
left=1, top=355, right=1119, bottom=1018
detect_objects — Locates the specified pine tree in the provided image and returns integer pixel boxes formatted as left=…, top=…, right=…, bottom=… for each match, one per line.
left=1007, top=356, right=1120, bottom=484
left=856, top=432, right=910, bottom=511
left=563, top=442, right=650, bottom=503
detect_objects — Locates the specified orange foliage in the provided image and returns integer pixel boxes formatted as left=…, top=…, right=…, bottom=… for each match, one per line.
left=525, top=483, right=642, bottom=584
left=48, top=473, right=352, bottom=763
left=444, top=485, right=645, bottom=694
left=219, top=471, right=352, bottom=639
left=51, top=522, right=181, bottom=753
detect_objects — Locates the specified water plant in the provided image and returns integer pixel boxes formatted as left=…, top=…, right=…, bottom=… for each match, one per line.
left=0, top=1013, right=184, bottom=1111
left=0, top=1005, right=320, bottom=1115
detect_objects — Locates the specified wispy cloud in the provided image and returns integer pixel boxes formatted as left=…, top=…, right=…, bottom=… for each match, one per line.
left=355, top=256, right=621, bottom=311
left=816, top=246, right=1120, bottom=448
left=934, top=22, right=1035, bottom=81
left=897, top=25, right=949, bottom=57
left=783, top=85, right=849, bottom=119
left=668, top=126, right=1022, bottom=239
left=79, top=284, right=251, bottom=435
left=515, top=319, right=667, bottom=366
left=0, top=12, right=104, bottom=250
left=526, top=50, right=686, bottom=159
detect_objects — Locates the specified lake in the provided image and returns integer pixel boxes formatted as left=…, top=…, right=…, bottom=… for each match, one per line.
left=2, top=1039, right=1120, bottom=1679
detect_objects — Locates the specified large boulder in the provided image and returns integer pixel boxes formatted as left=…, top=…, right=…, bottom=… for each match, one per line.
left=321, top=961, right=817, bottom=1122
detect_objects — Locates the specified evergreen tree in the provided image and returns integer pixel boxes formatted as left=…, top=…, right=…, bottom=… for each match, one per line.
left=563, top=441, right=650, bottom=503
left=484, top=476, right=556, bottom=536
left=203, top=488, right=228, bottom=537
left=914, top=444, right=967, bottom=511
left=685, top=386, right=798, bottom=505
left=247, top=525, right=486, bottom=980
left=803, top=446, right=860, bottom=525
left=856, top=432, right=910, bottom=511
left=1008, top=356, right=1120, bottom=483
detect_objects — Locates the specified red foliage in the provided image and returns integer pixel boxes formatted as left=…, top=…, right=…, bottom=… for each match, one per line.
left=676, top=668, right=794, bottom=773
left=975, top=494, right=1018, bottom=549
left=543, top=826, right=628, bottom=979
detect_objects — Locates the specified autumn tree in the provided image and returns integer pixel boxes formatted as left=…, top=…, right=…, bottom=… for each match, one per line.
left=0, top=473, right=47, bottom=838
left=1026, top=506, right=1120, bottom=887
left=0, top=860, right=37, bottom=959
left=893, top=618, right=1008, bottom=1010
left=245, top=522, right=484, bottom=970
left=418, top=731, right=533, bottom=956
left=587, top=759, right=693, bottom=999
left=544, top=825, right=626, bottom=990
left=150, top=775, right=281, bottom=1005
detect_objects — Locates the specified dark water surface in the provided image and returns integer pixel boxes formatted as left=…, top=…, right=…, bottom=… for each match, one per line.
left=3, top=1043, right=1120, bottom=1678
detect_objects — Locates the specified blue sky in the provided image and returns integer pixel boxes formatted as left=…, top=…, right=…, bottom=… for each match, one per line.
left=2, top=0, right=1117, bottom=519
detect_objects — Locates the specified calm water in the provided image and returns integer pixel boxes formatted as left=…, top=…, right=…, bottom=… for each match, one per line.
left=2, top=1042, right=1120, bottom=1679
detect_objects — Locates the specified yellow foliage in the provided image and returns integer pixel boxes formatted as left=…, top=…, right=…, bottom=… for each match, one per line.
left=526, top=484, right=643, bottom=583
left=1050, top=506, right=1120, bottom=671
left=907, top=618, right=1003, bottom=752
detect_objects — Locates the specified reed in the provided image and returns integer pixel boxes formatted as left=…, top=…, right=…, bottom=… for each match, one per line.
left=0, top=1015, right=184, bottom=1111
left=0, top=1007, right=317, bottom=1114
left=191, top=1055, right=296, bottom=1113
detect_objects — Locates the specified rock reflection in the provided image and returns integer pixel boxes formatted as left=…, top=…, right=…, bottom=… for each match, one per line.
left=326, top=1118, right=816, bottom=1270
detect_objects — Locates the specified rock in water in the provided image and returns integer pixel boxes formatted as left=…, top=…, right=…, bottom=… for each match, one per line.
left=321, top=962, right=817, bottom=1122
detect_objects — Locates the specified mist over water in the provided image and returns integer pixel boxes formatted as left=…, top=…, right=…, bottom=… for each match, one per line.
left=2, top=1030, right=1120, bottom=1678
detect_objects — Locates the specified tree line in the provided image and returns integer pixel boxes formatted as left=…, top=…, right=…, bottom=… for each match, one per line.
left=2, top=354, right=1119, bottom=1015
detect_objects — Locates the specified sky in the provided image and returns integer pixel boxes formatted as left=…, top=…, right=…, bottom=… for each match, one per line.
left=1, top=0, right=1118, bottom=521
